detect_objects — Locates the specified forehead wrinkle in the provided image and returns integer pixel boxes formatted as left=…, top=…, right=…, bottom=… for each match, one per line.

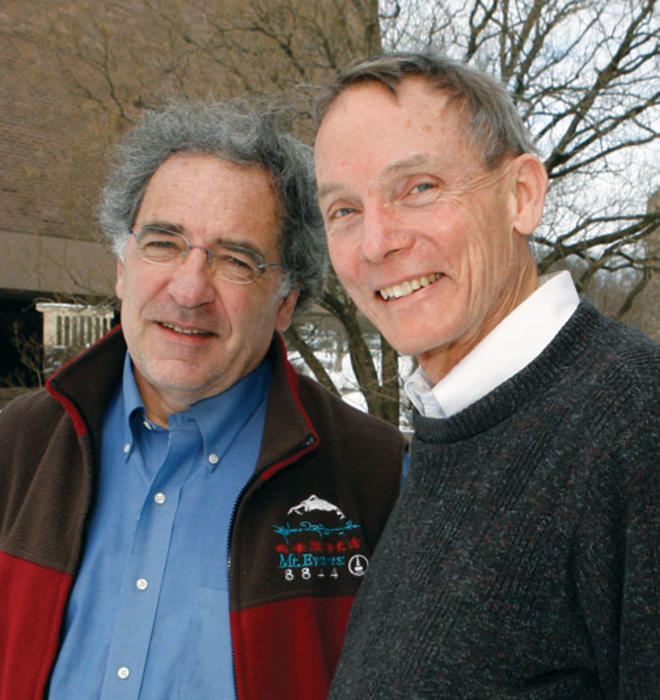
left=382, top=152, right=440, bottom=177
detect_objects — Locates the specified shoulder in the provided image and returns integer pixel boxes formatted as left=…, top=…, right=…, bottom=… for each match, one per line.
left=0, top=387, right=71, bottom=456
left=580, top=299, right=657, bottom=360
left=296, top=373, right=405, bottom=446
left=565, top=305, right=658, bottom=490
left=570, top=301, right=658, bottom=404
left=294, top=373, right=407, bottom=479
left=0, top=388, right=79, bottom=509
left=595, top=303, right=658, bottom=359
left=0, top=387, right=63, bottom=430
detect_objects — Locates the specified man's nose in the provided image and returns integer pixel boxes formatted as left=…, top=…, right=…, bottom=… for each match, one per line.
left=167, top=247, right=216, bottom=307
left=360, top=203, right=414, bottom=263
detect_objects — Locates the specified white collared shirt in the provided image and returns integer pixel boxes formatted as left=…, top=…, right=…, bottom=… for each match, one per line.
left=404, top=271, right=580, bottom=419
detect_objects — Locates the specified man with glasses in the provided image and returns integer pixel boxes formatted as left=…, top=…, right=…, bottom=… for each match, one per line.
left=0, top=100, right=405, bottom=699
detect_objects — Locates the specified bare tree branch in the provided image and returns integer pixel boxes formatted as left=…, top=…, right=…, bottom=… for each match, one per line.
left=29, top=0, right=660, bottom=424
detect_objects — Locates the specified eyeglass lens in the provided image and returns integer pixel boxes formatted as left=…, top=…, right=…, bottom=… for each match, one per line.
left=135, top=229, right=262, bottom=283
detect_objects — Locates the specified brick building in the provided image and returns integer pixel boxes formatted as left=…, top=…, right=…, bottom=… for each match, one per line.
left=0, top=0, right=337, bottom=387
left=1, top=1, right=118, bottom=385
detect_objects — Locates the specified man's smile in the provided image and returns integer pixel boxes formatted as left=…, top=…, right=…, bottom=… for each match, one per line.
left=159, top=321, right=215, bottom=336
left=378, top=273, right=442, bottom=301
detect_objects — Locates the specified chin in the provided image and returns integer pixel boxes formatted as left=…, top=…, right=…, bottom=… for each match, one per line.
left=377, top=331, right=422, bottom=357
left=145, top=367, right=213, bottom=392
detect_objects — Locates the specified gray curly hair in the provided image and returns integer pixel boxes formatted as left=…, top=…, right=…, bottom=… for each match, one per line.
left=99, top=99, right=327, bottom=309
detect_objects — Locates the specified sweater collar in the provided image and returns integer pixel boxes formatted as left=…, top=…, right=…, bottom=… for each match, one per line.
left=412, top=299, right=605, bottom=444
left=405, top=271, right=579, bottom=419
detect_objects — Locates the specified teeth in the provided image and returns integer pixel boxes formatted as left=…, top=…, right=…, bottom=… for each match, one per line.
left=161, top=322, right=211, bottom=336
left=379, top=273, right=441, bottom=300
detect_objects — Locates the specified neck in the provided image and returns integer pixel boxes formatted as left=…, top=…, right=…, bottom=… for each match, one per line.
left=420, top=261, right=539, bottom=385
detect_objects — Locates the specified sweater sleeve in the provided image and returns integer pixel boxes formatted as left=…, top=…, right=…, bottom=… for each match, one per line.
left=574, top=401, right=660, bottom=698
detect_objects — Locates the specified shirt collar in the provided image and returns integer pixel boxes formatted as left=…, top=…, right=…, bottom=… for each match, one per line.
left=120, top=353, right=272, bottom=471
left=405, top=270, right=579, bottom=418
left=186, top=362, right=271, bottom=471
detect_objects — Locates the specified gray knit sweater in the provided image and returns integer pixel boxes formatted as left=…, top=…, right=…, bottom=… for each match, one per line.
left=329, top=301, right=659, bottom=699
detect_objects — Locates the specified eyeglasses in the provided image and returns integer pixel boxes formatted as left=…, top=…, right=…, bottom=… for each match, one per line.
left=131, top=227, right=283, bottom=285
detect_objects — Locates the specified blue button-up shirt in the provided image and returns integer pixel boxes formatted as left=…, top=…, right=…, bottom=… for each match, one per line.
left=48, top=353, right=271, bottom=698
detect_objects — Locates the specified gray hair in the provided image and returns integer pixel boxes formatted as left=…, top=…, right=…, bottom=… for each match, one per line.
left=315, top=52, right=537, bottom=168
left=99, top=99, right=326, bottom=309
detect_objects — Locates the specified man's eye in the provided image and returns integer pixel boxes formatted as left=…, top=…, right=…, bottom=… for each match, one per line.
left=330, top=206, right=357, bottom=220
left=220, top=254, right=254, bottom=270
left=410, top=182, right=435, bottom=194
left=146, top=239, right=177, bottom=249
left=141, top=236, right=182, bottom=252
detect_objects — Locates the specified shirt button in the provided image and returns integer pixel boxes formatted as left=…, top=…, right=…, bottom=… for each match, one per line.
left=123, top=443, right=130, bottom=454
left=154, top=492, right=166, bottom=505
left=143, top=420, right=153, bottom=430
left=117, top=666, right=130, bottom=680
left=136, top=578, right=149, bottom=591
left=208, top=453, right=219, bottom=465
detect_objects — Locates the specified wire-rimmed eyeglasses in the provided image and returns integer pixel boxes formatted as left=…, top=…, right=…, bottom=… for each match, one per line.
left=130, top=227, right=283, bottom=285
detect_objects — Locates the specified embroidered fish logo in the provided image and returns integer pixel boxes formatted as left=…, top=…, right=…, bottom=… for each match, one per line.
left=287, top=494, right=346, bottom=520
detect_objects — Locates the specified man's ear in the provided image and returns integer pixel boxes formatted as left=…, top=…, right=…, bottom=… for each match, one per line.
left=275, top=288, right=300, bottom=333
left=511, top=154, right=548, bottom=236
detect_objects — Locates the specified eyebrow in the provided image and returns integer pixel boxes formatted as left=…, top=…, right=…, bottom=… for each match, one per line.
left=317, top=152, right=439, bottom=200
left=220, top=241, right=265, bottom=263
left=386, top=153, right=435, bottom=172
left=137, top=221, right=268, bottom=260
left=317, top=182, right=347, bottom=200
left=138, top=221, right=184, bottom=235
